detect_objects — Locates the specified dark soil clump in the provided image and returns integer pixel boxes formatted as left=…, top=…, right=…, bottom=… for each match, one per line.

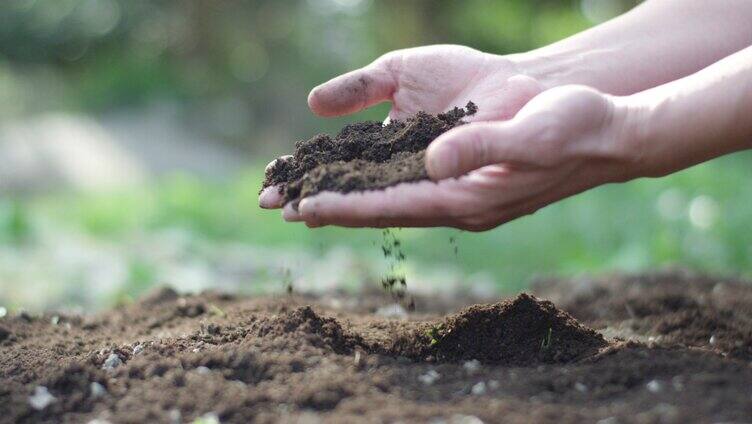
left=263, top=102, right=477, bottom=204
left=390, top=294, right=606, bottom=365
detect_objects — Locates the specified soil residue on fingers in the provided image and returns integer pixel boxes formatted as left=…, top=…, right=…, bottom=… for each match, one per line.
left=262, top=102, right=478, bottom=204
left=384, top=293, right=607, bottom=365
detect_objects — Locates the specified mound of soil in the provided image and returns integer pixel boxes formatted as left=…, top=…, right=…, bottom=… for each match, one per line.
left=262, top=102, right=477, bottom=204
left=3, top=271, right=752, bottom=423
left=404, top=294, right=607, bottom=365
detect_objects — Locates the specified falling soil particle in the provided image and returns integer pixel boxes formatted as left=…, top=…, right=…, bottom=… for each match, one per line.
left=387, top=293, right=607, bottom=365
left=262, top=102, right=477, bottom=204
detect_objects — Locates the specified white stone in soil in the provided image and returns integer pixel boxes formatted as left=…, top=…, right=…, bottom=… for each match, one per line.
left=646, top=379, right=663, bottom=393
left=196, top=412, right=220, bottom=424
left=132, top=344, right=144, bottom=355
left=90, top=382, right=107, bottom=398
left=462, top=359, right=481, bottom=374
left=418, top=370, right=440, bottom=385
left=471, top=381, right=487, bottom=395
left=168, top=408, right=181, bottom=424
left=28, top=386, right=56, bottom=410
left=450, top=415, right=484, bottom=424
left=102, top=353, right=123, bottom=370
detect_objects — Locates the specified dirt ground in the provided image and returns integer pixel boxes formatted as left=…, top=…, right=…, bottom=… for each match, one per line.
left=2, top=270, right=752, bottom=423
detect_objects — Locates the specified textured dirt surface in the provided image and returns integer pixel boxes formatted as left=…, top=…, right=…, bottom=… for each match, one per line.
left=262, top=102, right=477, bottom=204
left=2, top=271, right=752, bottom=423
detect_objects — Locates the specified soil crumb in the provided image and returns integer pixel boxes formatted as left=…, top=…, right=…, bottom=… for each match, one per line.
left=391, top=294, right=606, bottom=365
left=262, top=102, right=477, bottom=204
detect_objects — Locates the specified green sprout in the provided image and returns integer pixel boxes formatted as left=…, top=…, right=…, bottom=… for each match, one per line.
left=540, top=327, right=553, bottom=350
left=208, top=303, right=226, bottom=318
left=426, top=324, right=445, bottom=347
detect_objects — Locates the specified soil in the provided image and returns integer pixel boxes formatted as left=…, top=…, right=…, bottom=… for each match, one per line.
left=2, top=270, right=752, bottom=423
left=262, top=103, right=478, bottom=204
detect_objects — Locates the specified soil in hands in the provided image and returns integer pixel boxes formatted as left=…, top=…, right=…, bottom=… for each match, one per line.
left=4, top=272, right=752, bottom=423
left=262, top=102, right=478, bottom=204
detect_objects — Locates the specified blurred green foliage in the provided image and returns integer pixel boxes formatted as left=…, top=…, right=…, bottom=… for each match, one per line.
left=0, top=0, right=638, bottom=146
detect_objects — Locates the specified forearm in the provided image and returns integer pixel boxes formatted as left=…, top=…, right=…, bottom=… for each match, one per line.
left=513, top=0, right=752, bottom=95
left=619, top=44, right=752, bottom=178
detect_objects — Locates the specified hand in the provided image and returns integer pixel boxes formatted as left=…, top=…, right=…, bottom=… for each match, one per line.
left=259, top=45, right=544, bottom=208
left=282, top=85, right=637, bottom=231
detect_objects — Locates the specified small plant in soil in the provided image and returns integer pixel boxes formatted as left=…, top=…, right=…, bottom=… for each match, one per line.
left=540, top=327, right=553, bottom=351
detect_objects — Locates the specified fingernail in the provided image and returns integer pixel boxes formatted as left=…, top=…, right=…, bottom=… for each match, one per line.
left=259, top=187, right=281, bottom=209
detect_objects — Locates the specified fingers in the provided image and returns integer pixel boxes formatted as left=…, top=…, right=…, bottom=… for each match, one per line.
left=285, top=180, right=473, bottom=228
left=308, top=55, right=398, bottom=117
left=259, top=186, right=285, bottom=209
left=426, top=121, right=538, bottom=180
left=259, top=155, right=293, bottom=209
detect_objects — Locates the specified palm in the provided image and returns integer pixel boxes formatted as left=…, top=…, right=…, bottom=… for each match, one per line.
left=383, top=45, right=540, bottom=122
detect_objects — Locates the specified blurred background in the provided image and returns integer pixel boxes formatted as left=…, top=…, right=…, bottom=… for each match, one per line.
left=1, top=0, right=750, bottom=313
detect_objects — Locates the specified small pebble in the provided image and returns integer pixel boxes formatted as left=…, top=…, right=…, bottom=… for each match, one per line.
left=90, top=382, right=107, bottom=398
left=168, top=408, right=181, bottom=424
left=102, top=353, right=123, bottom=371
left=50, top=316, right=60, bottom=325
left=709, top=335, right=717, bottom=346
left=418, top=370, right=440, bottom=385
left=462, top=359, right=481, bottom=374
left=471, top=381, right=487, bottom=396
left=450, top=415, right=484, bottom=424
left=646, top=379, right=663, bottom=393
left=28, top=386, right=56, bottom=410
left=354, top=350, right=364, bottom=368
left=196, top=366, right=211, bottom=375
left=132, top=344, right=144, bottom=355
left=196, top=412, right=220, bottom=424
left=574, top=382, right=588, bottom=393
left=0, top=306, right=6, bottom=318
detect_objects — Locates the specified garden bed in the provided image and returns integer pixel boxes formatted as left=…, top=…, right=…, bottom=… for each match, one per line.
left=2, top=270, right=752, bottom=423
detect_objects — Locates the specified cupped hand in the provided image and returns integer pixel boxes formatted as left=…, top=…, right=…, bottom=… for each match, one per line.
left=283, top=85, right=638, bottom=231
left=259, top=45, right=544, bottom=209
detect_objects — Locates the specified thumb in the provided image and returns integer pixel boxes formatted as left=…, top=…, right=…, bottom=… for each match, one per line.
left=308, top=54, right=398, bottom=117
left=426, top=121, right=535, bottom=180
